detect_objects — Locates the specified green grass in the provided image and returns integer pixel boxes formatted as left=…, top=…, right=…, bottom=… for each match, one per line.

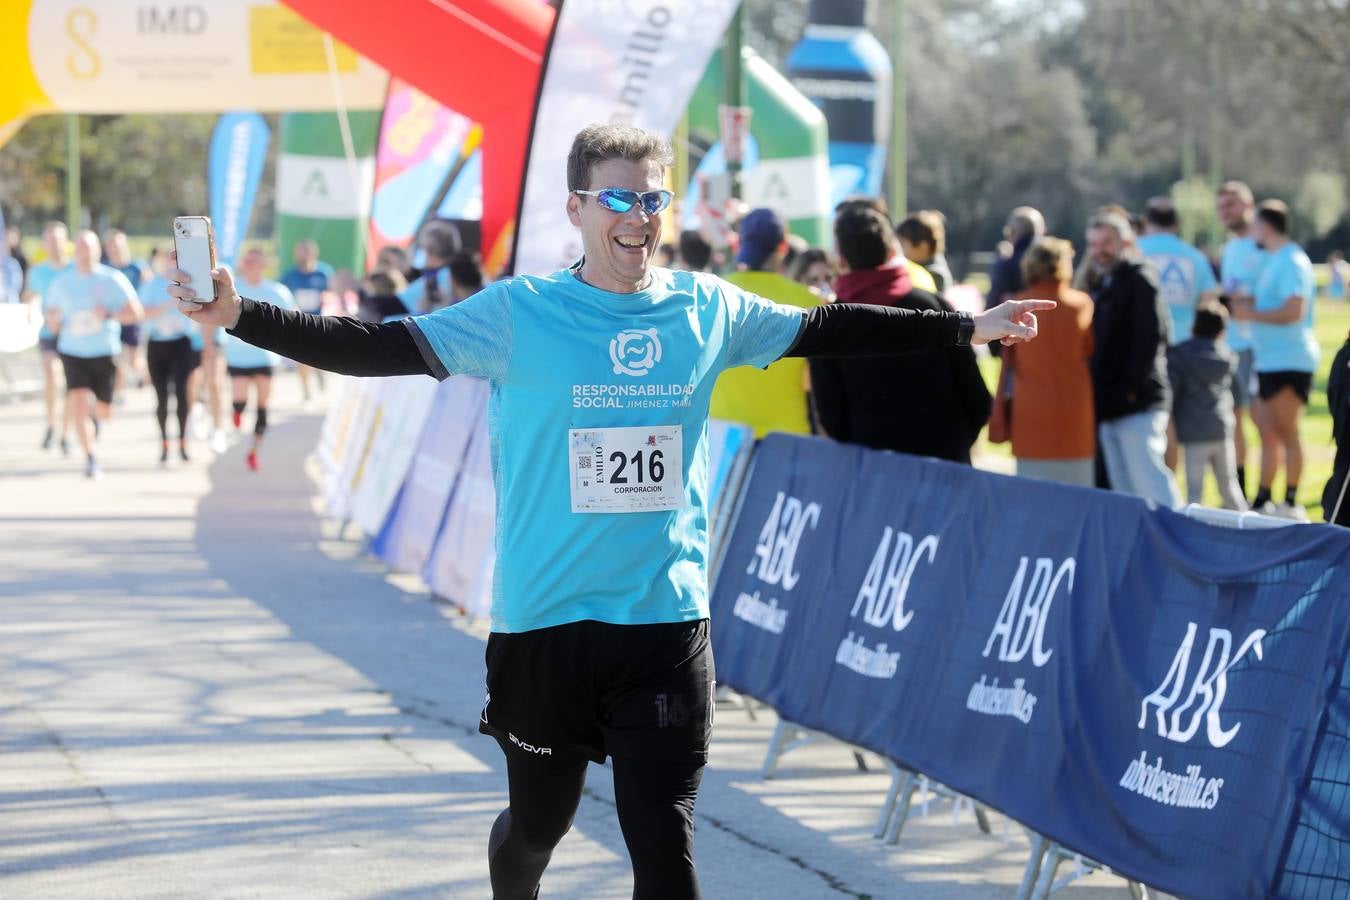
left=976, top=297, right=1350, bottom=518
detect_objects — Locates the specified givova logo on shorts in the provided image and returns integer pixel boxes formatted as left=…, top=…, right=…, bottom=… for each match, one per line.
left=610, top=328, right=662, bottom=377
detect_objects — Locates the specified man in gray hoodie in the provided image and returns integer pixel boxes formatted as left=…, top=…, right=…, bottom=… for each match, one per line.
left=1168, top=301, right=1247, bottom=509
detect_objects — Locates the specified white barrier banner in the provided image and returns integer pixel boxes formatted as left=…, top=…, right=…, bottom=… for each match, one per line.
left=350, top=374, right=439, bottom=536
left=513, top=0, right=741, bottom=275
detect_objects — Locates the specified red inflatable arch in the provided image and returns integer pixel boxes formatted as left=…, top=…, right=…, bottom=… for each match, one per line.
left=281, top=0, right=554, bottom=268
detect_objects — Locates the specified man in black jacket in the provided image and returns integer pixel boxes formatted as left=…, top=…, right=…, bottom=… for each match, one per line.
left=1087, top=213, right=1181, bottom=506
left=810, top=207, right=991, bottom=463
left=1324, top=331, right=1350, bottom=526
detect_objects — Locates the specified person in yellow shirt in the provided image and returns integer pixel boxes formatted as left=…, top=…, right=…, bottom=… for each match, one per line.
left=710, top=208, right=822, bottom=436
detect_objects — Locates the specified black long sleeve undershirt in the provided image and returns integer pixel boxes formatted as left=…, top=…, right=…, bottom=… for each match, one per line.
left=783, top=302, right=964, bottom=358
left=227, top=296, right=965, bottom=380
left=228, top=297, right=434, bottom=378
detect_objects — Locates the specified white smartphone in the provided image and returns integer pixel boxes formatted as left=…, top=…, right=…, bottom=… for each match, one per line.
left=172, top=216, right=218, bottom=302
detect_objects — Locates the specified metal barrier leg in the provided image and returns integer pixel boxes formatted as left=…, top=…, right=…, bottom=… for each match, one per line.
left=1031, top=844, right=1063, bottom=900
left=761, top=720, right=798, bottom=779
left=973, top=804, right=992, bottom=834
left=873, top=762, right=904, bottom=839
left=852, top=750, right=869, bottom=772
left=1017, top=831, right=1047, bottom=900
left=740, top=692, right=758, bottom=722
left=883, top=769, right=918, bottom=845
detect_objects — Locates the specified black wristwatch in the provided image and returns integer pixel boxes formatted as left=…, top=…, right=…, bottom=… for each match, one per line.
left=955, top=312, right=975, bottom=347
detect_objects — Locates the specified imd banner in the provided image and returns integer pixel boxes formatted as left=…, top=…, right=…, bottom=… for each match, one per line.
left=513, top=0, right=741, bottom=275
left=0, top=0, right=385, bottom=148
left=711, top=434, right=1350, bottom=900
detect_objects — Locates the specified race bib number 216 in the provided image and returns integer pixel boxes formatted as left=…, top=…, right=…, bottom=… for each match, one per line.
left=569, top=425, right=684, bottom=513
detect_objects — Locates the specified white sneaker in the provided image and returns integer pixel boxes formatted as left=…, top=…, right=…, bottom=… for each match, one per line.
left=209, top=429, right=228, bottom=455
left=1273, top=502, right=1309, bottom=522
left=190, top=403, right=210, bottom=441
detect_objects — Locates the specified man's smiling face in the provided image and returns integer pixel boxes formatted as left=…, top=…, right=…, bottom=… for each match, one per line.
left=566, top=157, right=665, bottom=293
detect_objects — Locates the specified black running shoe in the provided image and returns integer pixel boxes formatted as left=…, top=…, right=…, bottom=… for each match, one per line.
left=41, top=426, right=54, bottom=450
left=178, top=444, right=190, bottom=463
left=160, top=445, right=170, bottom=466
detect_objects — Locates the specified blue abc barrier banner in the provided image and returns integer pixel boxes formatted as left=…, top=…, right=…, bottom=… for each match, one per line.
left=711, top=433, right=1350, bottom=899
left=208, top=112, right=270, bottom=266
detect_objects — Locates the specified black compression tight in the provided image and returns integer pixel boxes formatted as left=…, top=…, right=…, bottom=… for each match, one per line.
left=489, top=748, right=703, bottom=900
left=147, top=338, right=193, bottom=441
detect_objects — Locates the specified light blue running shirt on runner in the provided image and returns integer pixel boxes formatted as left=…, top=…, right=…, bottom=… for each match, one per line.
left=1219, top=235, right=1265, bottom=352
left=407, top=267, right=806, bottom=633
left=140, top=275, right=199, bottom=342
left=1251, top=242, right=1318, bottom=374
left=228, top=280, right=297, bottom=367
left=1137, top=232, right=1218, bottom=344
left=28, top=261, right=72, bottom=340
left=48, top=264, right=137, bottom=358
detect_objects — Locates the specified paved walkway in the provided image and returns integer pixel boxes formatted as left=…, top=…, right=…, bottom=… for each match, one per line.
left=0, top=369, right=1128, bottom=898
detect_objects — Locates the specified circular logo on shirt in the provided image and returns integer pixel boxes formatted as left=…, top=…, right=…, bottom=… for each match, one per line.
left=610, top=328, right=662, bottom=377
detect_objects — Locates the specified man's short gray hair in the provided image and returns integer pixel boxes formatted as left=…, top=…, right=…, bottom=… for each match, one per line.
left=566, top=124, right=673, bottom=192
left=1006, top=206, right=1045, bottom=242
left=1088, top=212, right=1135, bottom=243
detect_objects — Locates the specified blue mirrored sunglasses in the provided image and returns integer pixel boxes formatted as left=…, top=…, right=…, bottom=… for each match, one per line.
left=574, top=188, right=673, bottom=216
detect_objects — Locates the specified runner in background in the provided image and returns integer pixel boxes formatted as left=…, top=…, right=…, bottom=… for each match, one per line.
left=1232, top=200, right=1319, bottom=520
left=1216, top=181, right=1265, bottom=501
left=279, top=238, right=332, bottom=403
left=140, top=246, right=198, bottom=465
left=226, top=247, right=297, bottom=471
left=103, top=228, right=148, bottom=401
left=44, top=230, right=144, bottom=478
left=24, top=221, right=74, bottom=452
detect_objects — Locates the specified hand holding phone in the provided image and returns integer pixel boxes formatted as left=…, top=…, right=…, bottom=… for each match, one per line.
left=172, top=216, right=218, bottom=302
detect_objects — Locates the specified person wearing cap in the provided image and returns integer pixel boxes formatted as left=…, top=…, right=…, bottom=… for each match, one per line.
left=708, top=208, right=823, bottom=437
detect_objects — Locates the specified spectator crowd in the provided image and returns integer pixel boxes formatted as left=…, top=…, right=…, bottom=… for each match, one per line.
left=3, top=189, right=1347, bottom=527
left=680, top=184, right=1349, bottom=527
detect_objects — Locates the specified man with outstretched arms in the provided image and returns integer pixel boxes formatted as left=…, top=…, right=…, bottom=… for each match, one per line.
left=171, top=124, right=1050, bottom=900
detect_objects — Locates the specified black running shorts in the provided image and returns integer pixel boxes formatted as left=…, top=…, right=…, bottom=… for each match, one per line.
left=1257, top=370, right=1313, bottom=404
left=60, top=354, right=117, bottom=404
left=227, top=365, right=274, bottom=378
left=480, top=618, right=714, bottom=765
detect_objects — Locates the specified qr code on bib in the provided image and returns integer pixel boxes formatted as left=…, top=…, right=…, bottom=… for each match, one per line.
left=577, top=455, right=591, bottom=470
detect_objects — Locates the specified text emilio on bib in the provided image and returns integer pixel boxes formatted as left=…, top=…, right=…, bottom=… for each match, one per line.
left=569, top=425, right=683, bottom=513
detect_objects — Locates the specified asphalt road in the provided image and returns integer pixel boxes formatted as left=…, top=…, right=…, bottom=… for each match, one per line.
left=0, top=370, right=1131, bottom=898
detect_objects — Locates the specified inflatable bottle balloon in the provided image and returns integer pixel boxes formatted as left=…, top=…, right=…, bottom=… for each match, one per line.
left=786, top=0, right=892, bottom=207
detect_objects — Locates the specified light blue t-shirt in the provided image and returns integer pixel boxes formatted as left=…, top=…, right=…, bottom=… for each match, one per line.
left=400, top=267, right=452, bottom=313
left=48, top=264, right=136, bottom=358
left=1251, top=242, right=1318, bottom=374
left=28, top=261, right=72, bottom=339
left=226, top=279, right=297, bottom=368
left=407, top=267, right=805, bottom=633
left=1219, top=235, right=1265, bottom=352
left=1137, top=232, right=1218, bottom=344
left=140, top=275, right=199, bottom=343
